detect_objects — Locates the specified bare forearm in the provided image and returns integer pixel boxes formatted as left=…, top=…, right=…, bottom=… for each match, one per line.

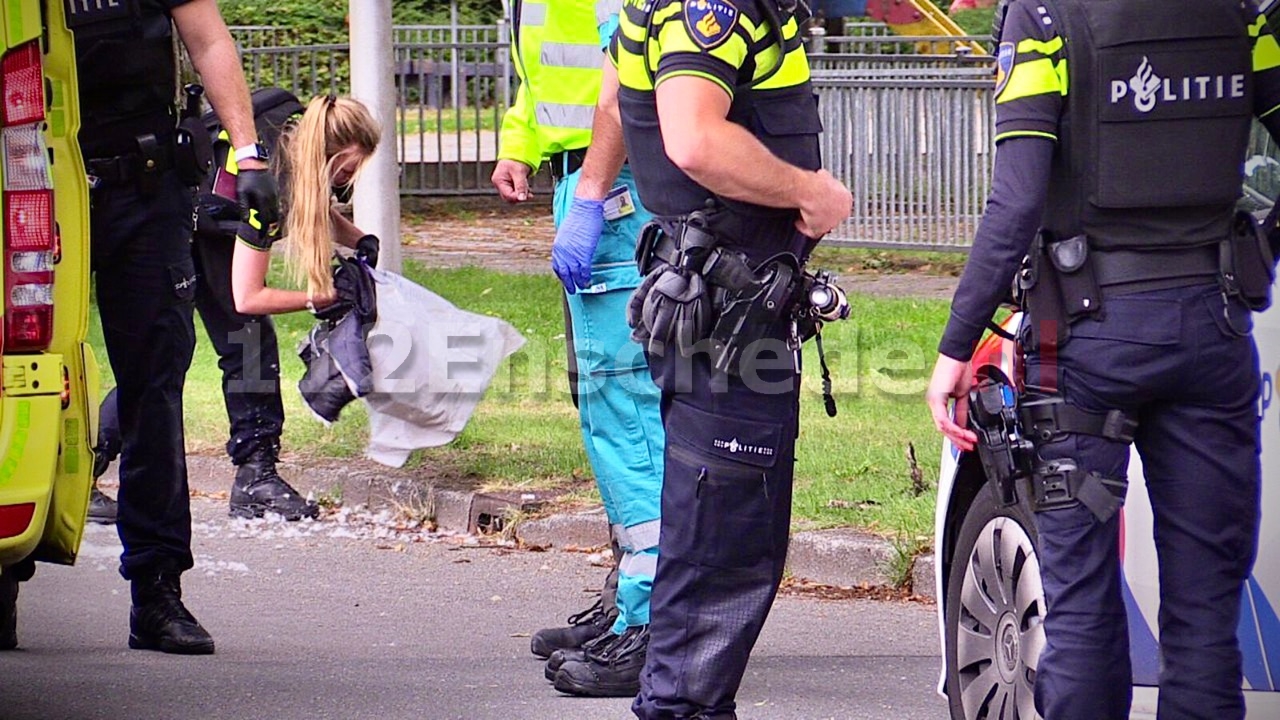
left=235, top=287, right=313, bottom=316
left=174, top=1, right=257, bottom=150
left=678, top=121, right=812, bottom=210
left=576, top=107, right=626, bottom=201
left=330, top=207, right=365, bottom=249
left=576, top=63, right=626, bottom=201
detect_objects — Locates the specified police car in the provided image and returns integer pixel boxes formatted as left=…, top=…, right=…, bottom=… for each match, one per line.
left=0, top=0, right=98, bottom=578
left=934, top=134, right=1280, bottom=719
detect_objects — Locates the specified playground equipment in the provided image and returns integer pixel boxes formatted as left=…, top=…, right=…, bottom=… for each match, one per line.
left=811, top=0, right=988, bottom=55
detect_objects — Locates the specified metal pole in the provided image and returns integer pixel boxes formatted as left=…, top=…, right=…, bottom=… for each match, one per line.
left=450, top=0, right=461, bottom=110
left=350, top=0, right=402, bottom=272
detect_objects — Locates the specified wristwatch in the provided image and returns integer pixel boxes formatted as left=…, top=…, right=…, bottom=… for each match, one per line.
left=234, top=142, right=270, bottom=165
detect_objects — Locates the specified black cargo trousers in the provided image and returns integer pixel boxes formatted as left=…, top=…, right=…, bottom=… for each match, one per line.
left=91, top=167, right=198, bottom=579
left=191, top=227, right=284, bottom=464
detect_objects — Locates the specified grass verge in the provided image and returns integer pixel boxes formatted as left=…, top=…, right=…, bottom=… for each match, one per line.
left=89, top=258, right=949, bottom=542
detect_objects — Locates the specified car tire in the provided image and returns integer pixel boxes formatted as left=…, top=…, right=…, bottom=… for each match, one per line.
left=945, top=482, right=1046, bottom=720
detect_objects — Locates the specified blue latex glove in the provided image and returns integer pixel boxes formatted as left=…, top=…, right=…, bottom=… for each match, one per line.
left=551, top=198, right=604, bottom=293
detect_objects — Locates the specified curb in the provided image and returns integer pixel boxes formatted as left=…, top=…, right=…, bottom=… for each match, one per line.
left=166, top=455, right=937, bottom=600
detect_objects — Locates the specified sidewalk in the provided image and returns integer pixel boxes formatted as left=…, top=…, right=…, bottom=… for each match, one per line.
left=107, top=453, right=937, bottom=601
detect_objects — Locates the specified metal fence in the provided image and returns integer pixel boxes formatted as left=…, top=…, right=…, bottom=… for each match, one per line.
left=217, top=26, right=1280, bottom=249
left=224, top=26, right=1005, bottom=248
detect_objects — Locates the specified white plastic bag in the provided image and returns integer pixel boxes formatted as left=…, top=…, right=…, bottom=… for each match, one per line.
left=361, top=269, right=525, bottom=467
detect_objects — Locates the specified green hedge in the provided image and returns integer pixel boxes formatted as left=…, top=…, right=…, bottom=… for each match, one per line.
left=218, top=0, right=504, bottom=46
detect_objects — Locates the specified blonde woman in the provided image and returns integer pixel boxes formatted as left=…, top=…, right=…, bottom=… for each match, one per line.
left=232, top=95, right=381, bottom=315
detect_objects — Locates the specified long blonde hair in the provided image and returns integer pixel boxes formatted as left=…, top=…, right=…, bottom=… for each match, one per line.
left=280, top=95, right=380, bottom=298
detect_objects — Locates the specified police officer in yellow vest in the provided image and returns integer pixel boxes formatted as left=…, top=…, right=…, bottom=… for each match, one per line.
left=601, top=0, right=851, bottom=716
left=927, top=1, right=1280, bottom=717
left=492, top=0, right=667, bottom=697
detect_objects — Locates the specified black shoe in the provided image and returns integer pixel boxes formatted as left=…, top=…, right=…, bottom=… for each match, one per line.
left=530, top=596, right=618, bottom=659
left=229, top=452, right=318, bottom=521
left=0, top=571, right=17, bottom=650
left=87, top=485, right=118, bottom=525
left=544, top=627, right=617, bottom=681
left=128, top=572, right=215, bottom=655
left=553, top=624, right=649, bottom=697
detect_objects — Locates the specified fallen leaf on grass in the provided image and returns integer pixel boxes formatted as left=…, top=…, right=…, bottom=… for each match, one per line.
left=826, top=499, right=879, bottom=510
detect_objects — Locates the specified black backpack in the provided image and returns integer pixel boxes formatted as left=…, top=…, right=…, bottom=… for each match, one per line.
left=195, top=87, right=305, bottom=242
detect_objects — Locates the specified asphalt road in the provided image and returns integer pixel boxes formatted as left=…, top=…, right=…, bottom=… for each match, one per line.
left=0, top=495, right=945, bottom=720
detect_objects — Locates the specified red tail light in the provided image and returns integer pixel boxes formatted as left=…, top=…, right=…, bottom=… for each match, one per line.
left=1, top=39, right=52, bottom=352
left=0, top=502, right=34, bottom=539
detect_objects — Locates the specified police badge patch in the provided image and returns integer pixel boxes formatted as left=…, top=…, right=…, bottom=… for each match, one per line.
left=684, top=0, right=738, bottom=50
left=995, top=41, right=1015, bottom=99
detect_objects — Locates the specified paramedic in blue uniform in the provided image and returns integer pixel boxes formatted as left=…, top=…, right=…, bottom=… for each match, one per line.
left=610, top=0, right=851, bottom=716
left=70, top=0, right=278, bottom=654
left=927, top=1, right=1280, bottom=718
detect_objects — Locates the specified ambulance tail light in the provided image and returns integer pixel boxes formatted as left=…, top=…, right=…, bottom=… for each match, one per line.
left=1, top=40, right=54, bottom=352
left=0, top=503, right=34, bottom=539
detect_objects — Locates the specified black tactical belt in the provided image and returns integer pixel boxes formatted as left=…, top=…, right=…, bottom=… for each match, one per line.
left=86, top=145, right=175, bottom=188
left=646, top=222, right=759, bottom=292
left=548, top=148, right=587, bottom=183
left=1091, top=245, right=1220, bottom=295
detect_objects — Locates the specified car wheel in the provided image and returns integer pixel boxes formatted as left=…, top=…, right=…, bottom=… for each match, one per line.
left=945, top=483, right=1046, bottom=720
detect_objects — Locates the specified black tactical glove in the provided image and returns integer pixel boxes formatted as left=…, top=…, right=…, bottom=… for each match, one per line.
left=237, top=168, right=280, bottom=228
left=355, top=234, right=380, bottom=267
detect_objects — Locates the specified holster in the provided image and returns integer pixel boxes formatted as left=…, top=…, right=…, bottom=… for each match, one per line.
left=174, top=116, right=213, bottom=189
left=1022, top=231, right=1100, bottom=348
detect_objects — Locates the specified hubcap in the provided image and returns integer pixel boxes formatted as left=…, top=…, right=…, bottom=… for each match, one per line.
left=955, top=516, right=1046, bottom=720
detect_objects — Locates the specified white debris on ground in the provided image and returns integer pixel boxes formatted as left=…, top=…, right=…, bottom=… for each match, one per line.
left=191, top=503, right=487, bottom=549
left=75, top=503, right=511, bottom=575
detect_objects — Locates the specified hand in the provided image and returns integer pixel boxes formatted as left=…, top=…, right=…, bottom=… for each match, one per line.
left=796, top=169, right=852, bottom=239
left=237, top=168, right=281, bottom=228
left=551, top=198, right=604, bottom=293
left=491, top=159, right=533, bottom=203
left=356, top=234, right=380, bottom=267
left=309, top=291, right=339, bottom=312
left=925, top=354, right=979, bottom=452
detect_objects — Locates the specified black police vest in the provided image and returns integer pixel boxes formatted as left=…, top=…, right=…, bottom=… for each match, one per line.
left=1042, top=0, right=1254, bottom=250
left=618, top=0, right=821, bottom=240
left=69, top=0, right=178, bottom=155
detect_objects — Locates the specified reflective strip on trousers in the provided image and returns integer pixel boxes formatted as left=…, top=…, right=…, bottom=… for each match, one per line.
left=535, top=102, right=595, bottom=130
left=520, top=1, right=547, bottom=27
left=541, top=42, right=604, bottom=70
left=626, top=519, right=661, bottom=551
left=612, top=523, right=629, bottom=548
left=620, top=551, right=658, bottom=579
left=596, top=0, right=622, bottom=26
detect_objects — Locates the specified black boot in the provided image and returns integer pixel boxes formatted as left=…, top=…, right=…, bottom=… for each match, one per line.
left=544, top=627, right=616, bottom=681
left=553, top=624, right=649, bottom=697
left=530, top=596, right=618, bottom=659
left=229, top=450, right=319, bottom=521
left=128, top=572, right=215, bottom=655
left=87, top=483, right=118, bottom=525
left=0, top=571, right=17, bottom=650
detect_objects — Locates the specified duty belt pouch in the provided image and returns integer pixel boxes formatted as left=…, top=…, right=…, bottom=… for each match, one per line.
left=1047, top=234, right=1100, bottom=321
left=634, top=221, right=664, bottom=276
left=134, top=133, right=165, bottom=194
left=1225, top=210, right=1275, bottom=311
left=174, top=117, right=213, bottom=189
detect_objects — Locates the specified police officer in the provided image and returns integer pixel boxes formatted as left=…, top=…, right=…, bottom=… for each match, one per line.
left=71, top=0, right=279, bottom=654
left=609, top=0, right=850, bottom=716
left=926, top=1, right=1280, bottom=717
left=194, top=123, right=317, bottom=522
left=492, top=0, right=668, bottom=697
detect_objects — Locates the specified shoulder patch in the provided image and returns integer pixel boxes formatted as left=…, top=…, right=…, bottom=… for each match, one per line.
left=683, top=0, right=739, bottom=50
left=995, top=41, right=1015, bottom=99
